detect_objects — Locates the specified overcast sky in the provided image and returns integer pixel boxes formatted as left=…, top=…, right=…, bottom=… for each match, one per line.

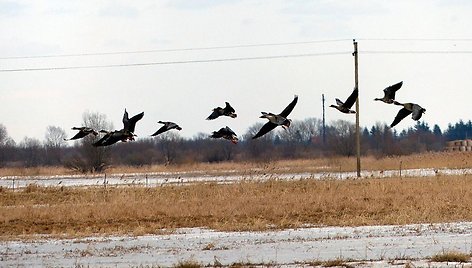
left=1, top=0, right=472, bottom=143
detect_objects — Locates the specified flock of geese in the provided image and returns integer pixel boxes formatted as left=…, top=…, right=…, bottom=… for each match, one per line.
left=65, top=82, right=426, bottom=147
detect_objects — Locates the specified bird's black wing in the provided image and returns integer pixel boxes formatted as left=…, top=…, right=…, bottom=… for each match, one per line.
left=224, top=102, right=235, bottom=113
left=210, top=128, right=225, bottom=139
left=122, top=109, right=129, bottom=127
left=93, top=133, right=111, bottom=147
left=384, top=81, right=403, bottom=100
left=279, top=95, right=298, bottom=118
left=101, top=135, right=122, bottom=146
left=68, top=130, right=88, bottom=140
left=343, top=89, right=358, bottom=109
left=151, top=125, right=168, bottom=136
left=390, top=108, right=412, bottom=127
left=125, top=112, right=144, bottom=133
left=224, top=126, right=236, bottom=136
left=252, top=122, right=277, bottom=139
left=206, top=109, right=220, bottom=120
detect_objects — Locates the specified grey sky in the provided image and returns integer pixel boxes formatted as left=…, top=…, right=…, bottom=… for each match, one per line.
left=1, top=0, right=472, bottom=143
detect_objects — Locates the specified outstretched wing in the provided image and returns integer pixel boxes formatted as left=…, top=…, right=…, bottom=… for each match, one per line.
left=224, top=126, right=236, bottom=136
left=252, top=122, right=277, bottom=139
left=343, top=88, right=358, bottom=109
left=224, top=102, right=235, bottom=113
left=206, top=109, right=220, bottom=120
left=93, top=133, right=112, bottom=147
left=124, top=112, right=144, bottom=133
left=279, top=95, right=298, bottom=118
left=151, top=125, right=168, bottom=136
left=384, top=81, right=403, bottom=100
left=68, top=130, right=88, bottom=140
left=390, top=107, right=412, bottom=127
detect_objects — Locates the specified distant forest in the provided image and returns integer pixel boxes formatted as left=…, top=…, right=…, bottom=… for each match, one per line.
left=0, top=116, right=471, bottom=172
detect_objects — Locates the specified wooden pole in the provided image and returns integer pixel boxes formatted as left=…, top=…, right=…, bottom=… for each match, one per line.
left=353, top=39, right=361, bottom=178
left=322, top=94, right=326, bottom=145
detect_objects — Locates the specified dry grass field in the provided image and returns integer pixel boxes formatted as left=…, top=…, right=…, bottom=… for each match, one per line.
left=1, top=151, right=472, bottom=177
left=1, top=174, right=472, bottom=239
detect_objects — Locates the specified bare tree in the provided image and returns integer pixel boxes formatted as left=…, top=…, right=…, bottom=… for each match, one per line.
left=65, top=111, right=113, bottom=172
left=327, top=120, right=356, bottom=156
left=0, top=124, right=15, bottom=166
left=243, top=122, right=276, bottom=161
left=45, top=126, right=67, bottom=148
left=44, top=126, right=67, bottom=165
left=154, top=131, right=183, bottom=165
left=20, top=137, right=43, bottom=167
left=278, top=118, right=322, bottom=144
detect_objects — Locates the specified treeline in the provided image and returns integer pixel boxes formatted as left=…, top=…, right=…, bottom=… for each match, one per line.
left=0, top=118, right=471, bottom=172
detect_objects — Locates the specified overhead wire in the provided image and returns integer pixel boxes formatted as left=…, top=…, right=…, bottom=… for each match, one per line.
left=0, top=51, right=351, bottom=72
left=362, top=50, right=472, bottom=54
left=0, top=38, right=351, bottom=60
left=2, top=38, right=472, bottom=72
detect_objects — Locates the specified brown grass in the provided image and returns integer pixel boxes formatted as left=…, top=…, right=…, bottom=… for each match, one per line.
left=2, top=174, right=472, bottom=239
left=1, top=151, right=472, bottom=177
left=430, top=251, right=471, bottom=262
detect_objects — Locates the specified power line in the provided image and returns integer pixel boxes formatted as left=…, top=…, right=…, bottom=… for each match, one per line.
left=362, top=50, right=472, bottom=54
left=0, top=51, right=350, bottom=72
left=0, top=39, right=351, bottom=60
left=2, top=38, right=471, bottom=60
left=358, top=38, right=472, bottom=42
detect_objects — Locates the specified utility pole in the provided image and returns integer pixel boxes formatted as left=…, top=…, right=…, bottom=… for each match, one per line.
left=322, top=94, right=326, bottom=145
left=353, top=39, right=361, bottom=178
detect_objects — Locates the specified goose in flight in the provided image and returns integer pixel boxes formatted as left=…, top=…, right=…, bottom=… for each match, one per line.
left=92, top=109, right=144, bottom=147
left=92, top=129, right=134, bottom=147
left=374, top=81, right=403, bottom=104
left=330, top=88, right=358, bottom=114
left=64, top=127, right=98, bottom=141
left=206, top=102, right=237, bottom=120
left=390, top=101, right=426, bottom=127
left=210, top=126, right=238, bottom=144
left=151, top=121, right=182, bottom=136
left=122, top=109, right=144, bottom=137
left=253, top=95, right=298, bottom=139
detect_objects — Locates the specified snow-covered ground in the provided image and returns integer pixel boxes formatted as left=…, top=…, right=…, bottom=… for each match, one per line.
left=1, top=167, right=472, bottom=189
left=1, top=222, right=472, bottom=267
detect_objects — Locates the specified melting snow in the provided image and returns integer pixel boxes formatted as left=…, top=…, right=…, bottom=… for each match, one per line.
left=1, top=222, right=472, bottom=267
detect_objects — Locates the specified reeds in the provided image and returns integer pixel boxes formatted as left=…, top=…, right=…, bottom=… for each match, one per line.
left=2, top=151, right=472, bottom=177
left=1, top=175, right=472, bottom=238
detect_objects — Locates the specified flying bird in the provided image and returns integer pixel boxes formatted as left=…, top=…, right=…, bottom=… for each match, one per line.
left=122, top=109, right=144, bottom=137
left=210, top=126, right=239, bottom=144
left=374, top=81, right=403, bottom=104
left=93, top=130, right=134, bottom=147
left=151, top=121, right=182, bottom=136
left=390, top=101, right=426, bottom=127
left=206, top=102, right=237, bottom=120
left=64, top=127, right=98, bottom=141
left=93, top=109, right=144, bottom=147
left=252, top=95, right=298, bottom=139
left=330, top=88, right=358, bottom=114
